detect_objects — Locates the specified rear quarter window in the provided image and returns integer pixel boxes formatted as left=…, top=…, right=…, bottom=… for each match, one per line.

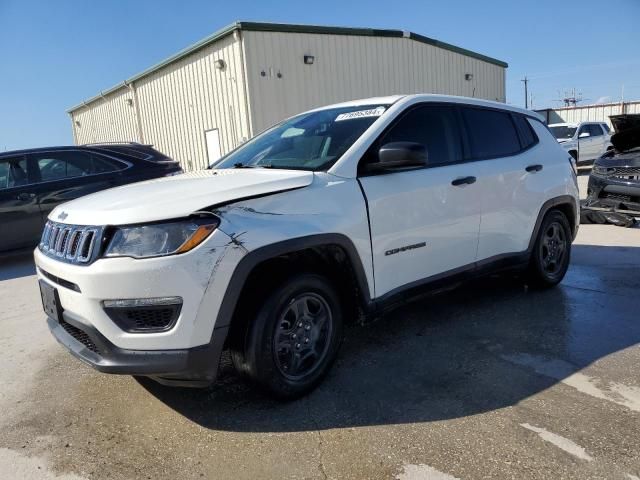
left=512, top=114, right=538, bottom=149
left=461, top=107, right=521, bottom=159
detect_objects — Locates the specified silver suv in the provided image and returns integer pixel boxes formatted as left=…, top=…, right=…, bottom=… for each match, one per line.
left=548, top=122, right=613, bottom=166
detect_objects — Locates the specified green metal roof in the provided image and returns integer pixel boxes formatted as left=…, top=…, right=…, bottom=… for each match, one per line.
left=68, top=21, right=508, bottom=113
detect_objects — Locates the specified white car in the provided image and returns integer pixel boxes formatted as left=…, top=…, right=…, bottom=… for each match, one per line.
left=35, top=95, right=579, bottom=398
left=548, top=121, right=613, bottom=166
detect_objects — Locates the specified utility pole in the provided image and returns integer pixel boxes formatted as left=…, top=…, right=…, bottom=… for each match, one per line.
left=521, top=76, right=529, bottom=109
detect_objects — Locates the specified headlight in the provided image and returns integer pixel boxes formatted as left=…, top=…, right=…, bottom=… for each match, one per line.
left=105, top=217, right=219, bottom=259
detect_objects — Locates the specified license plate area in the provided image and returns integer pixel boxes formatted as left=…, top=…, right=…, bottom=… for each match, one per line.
left=39, top=280, right=62, bottom=322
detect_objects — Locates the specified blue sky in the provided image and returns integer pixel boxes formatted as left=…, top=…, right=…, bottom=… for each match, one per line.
left=1, top=0, right=639, bottom=151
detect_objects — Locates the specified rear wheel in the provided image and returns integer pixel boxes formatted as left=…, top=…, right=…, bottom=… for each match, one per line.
left=231, top=273, right=343, bottom=399
left=527, top=210, right=572, bottom=288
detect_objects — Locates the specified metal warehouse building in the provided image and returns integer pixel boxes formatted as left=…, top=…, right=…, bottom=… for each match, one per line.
left=68, top=21, right=508, bottom=171
left=536, top=101, right=640, bottom=129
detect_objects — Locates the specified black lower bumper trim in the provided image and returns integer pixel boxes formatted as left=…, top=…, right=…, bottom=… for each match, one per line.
left=47, top=313, right=227, bottom=387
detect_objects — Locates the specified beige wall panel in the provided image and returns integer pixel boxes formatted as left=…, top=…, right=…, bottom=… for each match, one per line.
left=243, top=31, right=506, bottom=133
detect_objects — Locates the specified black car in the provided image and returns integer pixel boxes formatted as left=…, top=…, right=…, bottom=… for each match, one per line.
left=0, top=143, right=182, bottom=253
left=585, top=115, right=640, bottom=224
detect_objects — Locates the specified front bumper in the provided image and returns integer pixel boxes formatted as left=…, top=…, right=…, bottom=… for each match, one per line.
left=34, top=227, right=247, bottom=384
left=588, top=174, right=640, bottom=211
left=48, top=313, right=228, bottom=386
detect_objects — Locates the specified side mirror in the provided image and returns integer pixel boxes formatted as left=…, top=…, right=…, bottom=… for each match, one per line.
left=368, top=142, right=428, bottom=172
left=579, top=132, right=590, bottom=138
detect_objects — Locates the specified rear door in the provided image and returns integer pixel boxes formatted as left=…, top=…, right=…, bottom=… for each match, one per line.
left=358, top=104, right=481, bottom=297
left=29, top=149, right=127, bottom=222
left=589, top=124, right=607, bottom=156
left=0, top=154, right=44, bottom=251
left=461, top=108, right=545, bottom=261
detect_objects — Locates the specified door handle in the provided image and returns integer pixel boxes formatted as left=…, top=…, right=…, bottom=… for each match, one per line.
left=525, top=164, right=543, bottom=173
left=16, top=192, right=36, bottom=201
left=451, top=176, right=476, bottom=186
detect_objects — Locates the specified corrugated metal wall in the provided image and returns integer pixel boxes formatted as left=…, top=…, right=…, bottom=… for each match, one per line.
left=71, top=33, right=250, bottom=171
left=536, top=101, right=640, bottom=128
left=135, top=33, right=250, bottom=171
left=71, top=88, right=139, bottom=145
left=70, top=28, right=506, bottom=171
left=242, top=31, right=506, bottom=133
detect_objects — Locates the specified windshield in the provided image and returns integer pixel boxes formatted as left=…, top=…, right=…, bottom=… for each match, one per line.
left=212, top=104, right=389, bottom=170
left=549, top=125, right=577, bottom=140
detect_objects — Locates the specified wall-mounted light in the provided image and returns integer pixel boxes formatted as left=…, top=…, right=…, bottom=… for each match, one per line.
left=465, top=73, right=474, bottom=81
left=303, top=55, right=315, bottom=65
left=214, top=59, right=226, bottom=71
left=75, top=121, right=81, bottom=127
left=126, top=98, right=133, bottom=106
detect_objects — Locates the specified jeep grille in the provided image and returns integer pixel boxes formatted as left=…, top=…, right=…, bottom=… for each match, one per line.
left=39, top=221, right=103, bottom=265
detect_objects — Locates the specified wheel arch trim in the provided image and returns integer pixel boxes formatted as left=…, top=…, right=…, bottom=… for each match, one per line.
left=527, top=195, right=578, bottom=252
left=212, top=233, right=372, bottom=336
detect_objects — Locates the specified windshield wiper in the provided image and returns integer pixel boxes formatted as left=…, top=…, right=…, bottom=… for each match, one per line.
left=233, top=162, right=280, bottom=169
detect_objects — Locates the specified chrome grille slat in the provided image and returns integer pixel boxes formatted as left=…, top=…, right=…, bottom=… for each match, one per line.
left=49, top=226, right=60, bottom=250
left=39, top=221, right=102, bottom=265
left=65, top=230, right=81, bottom=260
left=56, top=228, right=71, bottom=257
left=40, top=223, right=52, bottom=250
left=77, top=230, right=96, bottom=262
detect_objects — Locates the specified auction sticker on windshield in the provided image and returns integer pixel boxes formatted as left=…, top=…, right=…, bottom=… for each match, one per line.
left=335, top=106, right=386, bottom=121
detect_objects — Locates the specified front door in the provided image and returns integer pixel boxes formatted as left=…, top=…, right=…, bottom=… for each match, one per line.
left=358, top=104, right=481, bottom=298
left=0, top=154, right=44, bottom=251
left=577, top=124, right=601, bottom=163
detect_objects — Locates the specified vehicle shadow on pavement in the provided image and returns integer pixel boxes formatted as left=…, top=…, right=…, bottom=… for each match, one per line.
left=0, top=251, right=36, bottom=281
left=138, top=244, right=640, bottom=433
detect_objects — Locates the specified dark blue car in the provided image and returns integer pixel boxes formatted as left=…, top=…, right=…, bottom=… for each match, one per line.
left=0, top=143, right=182, bottom=253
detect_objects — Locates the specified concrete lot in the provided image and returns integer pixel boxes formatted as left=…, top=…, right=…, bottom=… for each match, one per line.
left=1, top=178, right=638, bottom=479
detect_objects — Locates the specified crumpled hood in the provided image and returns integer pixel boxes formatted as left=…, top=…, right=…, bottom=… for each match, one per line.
left=50, top=168, right=314, bottom=226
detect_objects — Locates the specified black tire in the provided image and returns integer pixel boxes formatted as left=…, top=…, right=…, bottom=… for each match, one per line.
left=231, top=273, right=343, bottom=399
left=527, top=210, right=572, bottom=288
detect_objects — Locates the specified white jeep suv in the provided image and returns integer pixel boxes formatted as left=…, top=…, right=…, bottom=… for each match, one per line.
left=35, top=95, right=579, bottom=398
left=548, top=121, right=612, bottom=166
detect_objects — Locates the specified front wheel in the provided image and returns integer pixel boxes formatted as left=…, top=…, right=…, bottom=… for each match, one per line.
left=527, top=210, right=572, bottom=288
left=231, top=273, right=343, bottom=399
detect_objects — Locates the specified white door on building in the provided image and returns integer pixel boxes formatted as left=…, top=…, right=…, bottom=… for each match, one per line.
left=205, top=129, right=222, bottom=166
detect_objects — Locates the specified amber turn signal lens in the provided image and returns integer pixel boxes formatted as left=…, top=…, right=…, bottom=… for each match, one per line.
left=175, top=224, right=217, bottom=254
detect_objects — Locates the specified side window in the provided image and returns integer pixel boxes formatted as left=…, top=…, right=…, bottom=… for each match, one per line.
left=577, top=125, right=590, bottom=137
left=377, top=105, right=463, bottom=165
left=512, top=114, right=538, bottom=149
left=588, top=124, right=603, bottom=137
left=0, top=156, right=28, bottom=189
left=602, top=123, right=611, bottom=134
left=90, top=153, right=124, bottom=173
left=461, top=107, right=521, bottom=158
left=34, top=151, right=121, bottom=182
